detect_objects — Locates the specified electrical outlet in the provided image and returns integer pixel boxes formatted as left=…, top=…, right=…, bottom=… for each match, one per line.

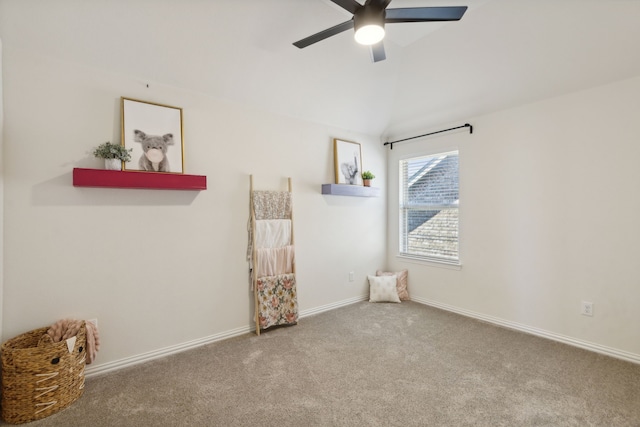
left=581, top=301, right=593, bottom=317
left=349, top=271, right=354, bottom=282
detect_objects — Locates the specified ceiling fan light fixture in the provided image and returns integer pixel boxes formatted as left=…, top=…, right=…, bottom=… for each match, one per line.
left=353, top=6, right=386, bottom=46
left=354, top=24, right=385, bottom=45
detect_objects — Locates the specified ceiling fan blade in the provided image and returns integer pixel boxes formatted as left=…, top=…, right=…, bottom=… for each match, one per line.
left=293, top=20, right=354, bottom=49
left=385, top=6, right=467, bottom=23
left=369, top=41, right=386, bottom=63
left=330, top=0, right=362, bottom=14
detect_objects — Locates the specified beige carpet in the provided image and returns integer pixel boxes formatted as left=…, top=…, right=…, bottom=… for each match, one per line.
left=3, top=301, right=639, bottom=426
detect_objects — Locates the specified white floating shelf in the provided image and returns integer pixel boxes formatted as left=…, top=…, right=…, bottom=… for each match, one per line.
left=321, top=184, right=380, bottom=197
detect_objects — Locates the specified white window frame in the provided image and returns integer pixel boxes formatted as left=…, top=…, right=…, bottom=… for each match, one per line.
left=398, top=150, right=460, bottom=266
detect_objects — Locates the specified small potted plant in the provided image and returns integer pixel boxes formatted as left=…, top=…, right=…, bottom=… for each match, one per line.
left=93, top=142, right=132, bottom=171
left=362, top=170, right=375, bottom=187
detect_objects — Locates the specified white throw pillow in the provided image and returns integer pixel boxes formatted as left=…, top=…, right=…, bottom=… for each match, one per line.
left=368, top=275, right=401, bottom=303
left=376, top=269, right=410, bottom=301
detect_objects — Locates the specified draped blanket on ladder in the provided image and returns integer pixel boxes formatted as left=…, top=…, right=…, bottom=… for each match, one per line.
left=248, top=178, right=298, bottom=334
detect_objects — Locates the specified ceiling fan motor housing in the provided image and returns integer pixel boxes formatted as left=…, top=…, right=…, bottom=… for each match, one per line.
left=354, top=5, right=386, bottom=45
left=354, top=5, right=386, bottom=32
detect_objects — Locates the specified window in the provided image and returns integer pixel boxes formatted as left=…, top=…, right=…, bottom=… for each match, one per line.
left=399, top=151, right=459, bottom=264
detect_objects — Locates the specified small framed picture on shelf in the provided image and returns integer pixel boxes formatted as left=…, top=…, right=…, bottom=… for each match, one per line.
left=334, top=138, right=363, bottom=186
left=121, top=97, right=184, bottom=174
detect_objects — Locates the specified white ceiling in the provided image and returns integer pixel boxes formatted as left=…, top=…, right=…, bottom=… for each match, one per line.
left=2, top=0, right=640, bottom=137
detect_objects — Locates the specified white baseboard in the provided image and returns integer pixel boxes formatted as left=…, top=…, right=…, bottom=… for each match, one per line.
left=299, top=295, right=368, bottom=318
left=86, top=295, right=368, bottom=378
left=411, top=296, right=640, bottom=365
left=85, top=325, right=252, bottom=378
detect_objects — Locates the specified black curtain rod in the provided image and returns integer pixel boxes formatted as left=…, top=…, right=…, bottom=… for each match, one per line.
left=384, top=123, right=473, bottom=150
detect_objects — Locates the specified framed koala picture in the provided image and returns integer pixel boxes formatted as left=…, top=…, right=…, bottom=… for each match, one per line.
left=121, top=97, right=184, bottom=174
left=334, top=138, right=362, bottom=186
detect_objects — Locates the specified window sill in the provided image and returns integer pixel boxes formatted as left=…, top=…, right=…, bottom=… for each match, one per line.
left=396, top=254, right=462, bottom=270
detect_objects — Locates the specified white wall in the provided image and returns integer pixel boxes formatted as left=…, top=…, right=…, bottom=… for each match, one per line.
left=386, top=75, right=640, bottom=360
left=1, top=45, right=387, bottom=371
left=0, top=39, right=4, bottom=340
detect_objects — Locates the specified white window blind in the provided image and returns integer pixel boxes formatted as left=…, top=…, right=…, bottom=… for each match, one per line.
left=399, top=151, right=459, bottom=263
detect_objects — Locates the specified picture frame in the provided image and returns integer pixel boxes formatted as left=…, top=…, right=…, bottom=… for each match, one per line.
left=121, top=97, right=184, bottom=174
left=334, top=138, right=363, bottom=185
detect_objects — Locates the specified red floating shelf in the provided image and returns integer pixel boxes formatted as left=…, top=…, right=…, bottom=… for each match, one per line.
left=73, top=168, right=207, bottom=191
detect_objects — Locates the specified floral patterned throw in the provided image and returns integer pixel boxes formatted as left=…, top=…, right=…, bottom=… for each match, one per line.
left=252, top=191, right=292, bottom=220
left=256, top=273, right=298, bottom=329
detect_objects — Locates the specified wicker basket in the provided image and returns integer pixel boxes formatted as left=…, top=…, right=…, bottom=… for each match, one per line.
left=1, top=323, right=86, bottom=424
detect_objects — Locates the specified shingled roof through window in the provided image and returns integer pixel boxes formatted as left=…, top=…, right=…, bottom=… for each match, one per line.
left=404, top=154, right=459, bottom=260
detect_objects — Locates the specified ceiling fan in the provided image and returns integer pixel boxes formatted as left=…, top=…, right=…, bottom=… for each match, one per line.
left=293, top=0, right=467, bottom=62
